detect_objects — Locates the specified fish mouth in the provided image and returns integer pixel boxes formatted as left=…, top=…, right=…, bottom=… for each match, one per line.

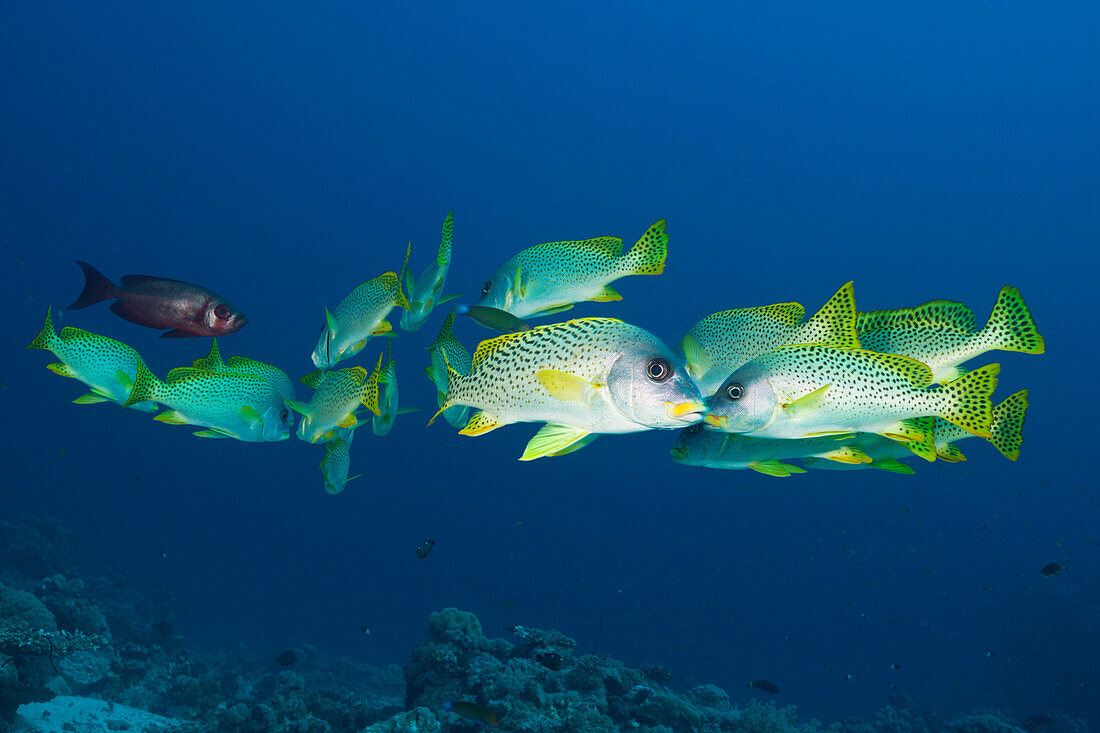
left=669, top=446, right=688, bottom=460
left=664, top=400, right=706, bottom=421
left=703, top=414, right=729, bottom=428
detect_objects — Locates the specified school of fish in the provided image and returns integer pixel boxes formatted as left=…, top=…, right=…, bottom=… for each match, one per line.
left=28, top=214, right=1045, bottom=490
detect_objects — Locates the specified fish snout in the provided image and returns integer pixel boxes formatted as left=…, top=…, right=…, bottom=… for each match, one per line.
left=664, top=400, right=706, bottom=422
left=669, top=445, right=689, bottom=460
left=703, top=413, right=729, bottom=428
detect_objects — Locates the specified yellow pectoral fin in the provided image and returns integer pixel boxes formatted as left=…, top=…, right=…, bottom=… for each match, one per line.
left=679, top=334, right=711, bottom=379
left=781, top=384, right=830, bottom=418
left=459, top=410, right=504, bottom=436
left=535, top=370, right=598, bottom=404
left=338, top=413, right=358, bottom=428
left=371, top=320, right=392, bottom=336
left=520, top=424, right=590, bottom=461
left=529, top=303, right=573, bottom=317
left=114, top=369, right=134, bottom=389
left=240, top=405, right=262, bottom=424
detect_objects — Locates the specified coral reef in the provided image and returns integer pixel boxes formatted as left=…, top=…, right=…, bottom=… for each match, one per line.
left=0, top=517, right=1092, bottom=733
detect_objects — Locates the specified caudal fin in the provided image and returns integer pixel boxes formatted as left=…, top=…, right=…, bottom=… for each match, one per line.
left=393, top=243, right=412, bottom=310
left=981, top=286, right=1045, bottom=355
left=67, top=261, right=117, bottom=310
left=27, top=305, right=60, bottom=351
left=617, top=220, right=668, bottom=276
left=988, top=389, right=1029, bottom=461
left=937, top=363, right=1000, bottom=438
left=123, top=360, right=166, bottom=408
left=359, top=354, right=383, bottom=416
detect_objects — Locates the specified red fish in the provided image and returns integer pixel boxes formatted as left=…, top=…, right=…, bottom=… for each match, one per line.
left=66, top=261, right=247, bottom=338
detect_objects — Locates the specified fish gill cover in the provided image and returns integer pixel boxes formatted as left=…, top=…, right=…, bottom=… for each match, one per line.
left=0, top=1, right=1096, bottom=730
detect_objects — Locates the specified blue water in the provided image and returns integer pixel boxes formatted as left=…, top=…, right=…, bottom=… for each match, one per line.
left=1, top=1, right=1096, bottom=725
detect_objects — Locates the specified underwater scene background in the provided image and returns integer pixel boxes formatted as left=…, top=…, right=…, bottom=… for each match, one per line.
left=1, top=2, right=1097, bottom=731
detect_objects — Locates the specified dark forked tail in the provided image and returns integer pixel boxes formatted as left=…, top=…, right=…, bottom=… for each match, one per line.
left=67, top=261, right=117, bottom=309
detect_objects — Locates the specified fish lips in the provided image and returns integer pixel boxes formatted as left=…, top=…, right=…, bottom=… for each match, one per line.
left=703, top=413, right=729, bottom=428
left=664, top=400, right=706, bottom=422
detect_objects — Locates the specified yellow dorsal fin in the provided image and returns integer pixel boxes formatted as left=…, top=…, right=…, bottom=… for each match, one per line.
left=535, top=370, right=598, bottom=403
left=863, top=350, right=935, bottom=389
left=798, top=281, right=860, bottom=348
left=572, top=236, right=624, bottom=257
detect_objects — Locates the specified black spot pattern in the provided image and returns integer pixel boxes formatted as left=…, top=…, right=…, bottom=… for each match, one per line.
left=857, top=287, right=1043, bottom=383
left=748, top=345, right=996, bottom=439
left=447, top=318, right=650, bottom=431
left=678, top=282, right=859, bottom=394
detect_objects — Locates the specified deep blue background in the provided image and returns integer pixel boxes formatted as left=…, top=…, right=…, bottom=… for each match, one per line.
left=1, top=1, right=1097, bottom=725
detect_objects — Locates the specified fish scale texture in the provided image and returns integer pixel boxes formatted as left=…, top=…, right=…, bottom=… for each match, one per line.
left=449, top=318, right=636, bottom=424
left=746, top=346, right=997, bottom=437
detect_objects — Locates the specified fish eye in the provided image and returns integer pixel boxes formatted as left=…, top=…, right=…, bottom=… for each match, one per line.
left=481, top=280, right=494, bottom=296
left=645, top=357, right=672, bottom=383
left=723, top=382, right=745, bottom=401
left=214, top=304, right=231, bottom=319
left=281, top=408, right=289, bottom=421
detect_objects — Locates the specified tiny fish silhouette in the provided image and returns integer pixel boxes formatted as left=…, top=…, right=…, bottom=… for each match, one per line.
left=274, top=649, right=298, bottom=666
left=748, top=679, right=781, bottom=694
left=67, top=261, right=246, bottom=337
left=442, top=700, right=498, bottom=727
left=416, top=539, right=435, bottom=559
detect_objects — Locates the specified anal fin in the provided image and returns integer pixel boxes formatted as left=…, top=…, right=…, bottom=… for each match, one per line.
left=460, top=410, right=505, bottom=436
left=749, top=459, right=807, bottom=477
left=590, top=285, right=622, bottom=302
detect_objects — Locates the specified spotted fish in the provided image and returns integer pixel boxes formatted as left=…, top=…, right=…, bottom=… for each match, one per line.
left=400, top=211, right=459, bottom=332
left=425, top=310, right=472, bottom=429
left=704, top=344, right=1000, bottom=450
left=676, top=282, right=860, bottom=395
left=27, top=306, right=158, bottom=412
left=320, top=429, right=360, bottom=494
left=290, top=358, right=383, bottom=443
left=857, top=286, right=1044, bottom=383
left=124, top=362, right=292, bottom=441
left=802, top=390, right=1031, bottom=471
left=430, top=317, right=705, bottom=460
left=312, top=246, right=411, bottom=369
left=476, top=220, right=668, bottom=319
left=192, top=340, right=295, bottom=403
